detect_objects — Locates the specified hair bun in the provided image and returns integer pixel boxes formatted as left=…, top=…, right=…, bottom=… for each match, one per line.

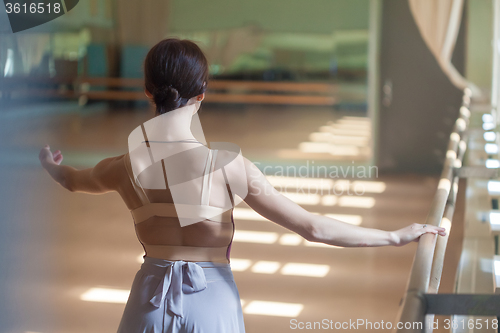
left=153, top=85, right=182, bottom=113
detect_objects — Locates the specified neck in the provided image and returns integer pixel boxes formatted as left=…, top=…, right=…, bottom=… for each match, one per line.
left=148, top=102, right=198, bottom=142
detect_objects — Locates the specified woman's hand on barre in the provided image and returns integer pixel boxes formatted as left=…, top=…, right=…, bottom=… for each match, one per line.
left=391, top=223, right=447, bottom=247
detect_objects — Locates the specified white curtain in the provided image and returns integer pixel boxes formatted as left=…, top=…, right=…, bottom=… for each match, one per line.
left=409, top=0, right=481, bottom=97
left=15, top=34, right=50, bottom=75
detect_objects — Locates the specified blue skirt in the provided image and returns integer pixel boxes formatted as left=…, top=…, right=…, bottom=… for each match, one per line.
left=117, top=257, right=246, bottom=333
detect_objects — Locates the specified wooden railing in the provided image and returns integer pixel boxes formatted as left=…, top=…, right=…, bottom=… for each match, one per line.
left=0, top=76, right=78, bottom=99
left=0, top=76, right=339, bottom=106
left=394, top=90, right=500, bottom=332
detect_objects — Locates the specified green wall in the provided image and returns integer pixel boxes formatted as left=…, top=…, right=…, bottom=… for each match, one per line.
left=170, top=0, right=370, bottom=33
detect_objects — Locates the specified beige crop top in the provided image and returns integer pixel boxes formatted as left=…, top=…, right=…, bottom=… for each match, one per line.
left=123, top=148, right=235, bottom=264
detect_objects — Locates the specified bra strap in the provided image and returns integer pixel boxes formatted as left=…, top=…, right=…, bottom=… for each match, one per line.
left=140, top=124, right=155, bottom=165
left=160, top=159, right=168, bottom=188
left=123, top=152, right=151, bottom=204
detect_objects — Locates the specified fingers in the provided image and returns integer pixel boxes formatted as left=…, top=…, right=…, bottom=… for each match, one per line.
left=432, top=226, right=446, bottom=236
left=40, top=145, right=51, bottom=155
left=419, top=224, right=447, bottom=237
left=399, top=223, right=448, bottom=246
left=39, top=144, right=64, bottom=166
left=53, top=149, right=63, bottom=164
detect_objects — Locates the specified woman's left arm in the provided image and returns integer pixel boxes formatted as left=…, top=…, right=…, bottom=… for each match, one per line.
left=39, top=145, right=120, bottom=194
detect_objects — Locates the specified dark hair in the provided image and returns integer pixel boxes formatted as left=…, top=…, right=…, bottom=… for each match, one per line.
left=144, top=38, right=209, bottom=114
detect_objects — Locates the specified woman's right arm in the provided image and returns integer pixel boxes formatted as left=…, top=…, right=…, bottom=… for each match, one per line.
left=236, top=157, right=446, bottom=248
left=39, top=145, right=121, bottom=194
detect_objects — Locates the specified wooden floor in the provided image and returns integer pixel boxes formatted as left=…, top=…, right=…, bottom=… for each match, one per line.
left=0, top=101, right=443, bottom=333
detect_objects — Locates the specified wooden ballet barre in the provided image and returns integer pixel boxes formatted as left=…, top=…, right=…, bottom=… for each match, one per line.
left=75, top=77, right=143, bottom=88
left=0, top=76, right=78, bottom=100
left=76, top=77, right=339, bottom=106
left=0, top=76, right=75, bottom=86
left=424, top=117, right=468, bottom=333
left=204, top=93, right=336, bottom=105
left=394, top=91, right=472, bottom=333
left=207, top=80, right=339, bottom=94
left=0, top=76, right=339, bottom=106
left=83, top=90, right=147, bottom=101
left=76, top=77, right=339, bottom=93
